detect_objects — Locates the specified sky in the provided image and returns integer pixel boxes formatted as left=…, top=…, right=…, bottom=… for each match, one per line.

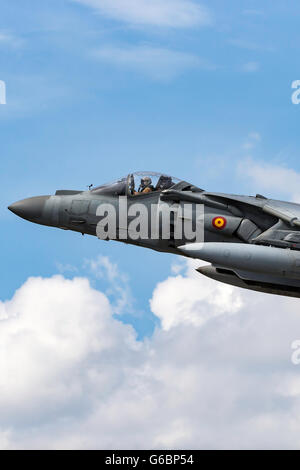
left=1, top=0, right=300, bottom=450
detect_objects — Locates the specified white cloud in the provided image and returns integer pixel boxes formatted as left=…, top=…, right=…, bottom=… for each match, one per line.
left=0, top=430, right=11, bottom=450
left=73, top=0, right=211, bottom=28
left=229, top=39, right=273, bottom=53
left=0, top=276, right=136, bottom=416
left=243, top=9, right=264, bottom=16
left=0, top=31, right=23, bottom=48
left=92, top=45, right=211, bottom=80
left=229, top=39, right=262, bottom=51
left=84, top=255, right=134, bottom=315
left=2, top=261, right=300, bottom=449
left=0, top=74, right=75, bottom=122
left=238, top=159, right=300, bottom=203
left=242, top=61, right=260, bottom=73
left=248, top=132, right=261, bottom=142
left=56, top=262, right=78, bottom=274
left=150, top=259, right=243, bottom=330
left=242, top=132, right=261, bottom=150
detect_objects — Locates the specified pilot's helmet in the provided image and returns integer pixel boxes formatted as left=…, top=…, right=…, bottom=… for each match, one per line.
left=142, top=176, right=152, bottom=187
left=158, top=176, right=172, bottom=190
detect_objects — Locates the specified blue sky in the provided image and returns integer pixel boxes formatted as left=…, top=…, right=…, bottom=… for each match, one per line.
left=2, top=0, right=300, bottom=451
left=2, top=0, right=300, bottom=338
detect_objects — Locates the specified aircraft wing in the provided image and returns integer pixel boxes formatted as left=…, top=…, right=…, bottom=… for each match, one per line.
left=205, top=193, right=300, bottom=228
left=161, top=189, right=300, bottom=228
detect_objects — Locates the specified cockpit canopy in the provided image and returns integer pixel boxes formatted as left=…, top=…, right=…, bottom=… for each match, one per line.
left=92, top=172, right=184, bottom=196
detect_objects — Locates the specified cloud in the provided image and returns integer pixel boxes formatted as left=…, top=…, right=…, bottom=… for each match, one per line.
left=56, top=262, right=79, bottom=274
left=84, top=255, right=134, bottom=315
left=0, top=31, right=23, bottom=48
left=2, top=261, right=300, bottom=449
left=92, top=45, right=212, bottom=80
left=243, top=9, right=264, bottom=16
left=150, top=259, right=243, bottom=330
left=228, top=38, right=272, bottom=52
left=242, top=61, right=260, bottom=73
left=0, top=430, right=11, bottom=449
left=0, top=275, right=139, bottom=437
left=242, top=132, right=261, bottom=150
left=73, top=0, right=211, bottom=28
left=0, top=74, right=76, bottom=121
left=238, top=159, right=300, bottom=202
left=229, top=39, right=261, bottom=51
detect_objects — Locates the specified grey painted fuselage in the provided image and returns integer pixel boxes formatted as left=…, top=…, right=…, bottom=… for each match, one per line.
left=8, top=171, right=300, bottom=298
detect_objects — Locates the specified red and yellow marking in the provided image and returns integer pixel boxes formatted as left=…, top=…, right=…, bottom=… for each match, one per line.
left=212, top=216, right=227, bottom=230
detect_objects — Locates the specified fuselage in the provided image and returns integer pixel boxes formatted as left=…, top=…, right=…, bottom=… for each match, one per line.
left=8, top=171, right=300, bottom=298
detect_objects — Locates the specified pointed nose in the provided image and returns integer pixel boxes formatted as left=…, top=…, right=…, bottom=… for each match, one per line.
left=8, top=196, right=50, bottom=221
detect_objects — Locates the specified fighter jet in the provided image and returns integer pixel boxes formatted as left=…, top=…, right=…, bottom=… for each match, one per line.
left=8, top=171, right=300, bottom=298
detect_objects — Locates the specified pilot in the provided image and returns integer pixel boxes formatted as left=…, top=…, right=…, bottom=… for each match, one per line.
left=136, top=177, right=154, bottom=194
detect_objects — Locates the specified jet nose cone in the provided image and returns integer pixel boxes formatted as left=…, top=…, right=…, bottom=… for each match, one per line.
left=8, top=196, right=50, bottom=221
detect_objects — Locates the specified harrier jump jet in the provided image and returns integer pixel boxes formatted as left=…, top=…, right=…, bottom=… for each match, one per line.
left=8, top=171, right=300, bottom=298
